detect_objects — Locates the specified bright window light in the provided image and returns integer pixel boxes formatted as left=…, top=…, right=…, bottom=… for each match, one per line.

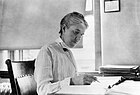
left=86, top=0, right=93, bottom=11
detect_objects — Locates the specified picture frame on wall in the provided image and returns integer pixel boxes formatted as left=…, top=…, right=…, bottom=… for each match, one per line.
left=104, top=0, right=120, bottom=13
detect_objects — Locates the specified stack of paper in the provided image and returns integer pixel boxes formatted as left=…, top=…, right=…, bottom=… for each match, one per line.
left=99, top=65, right=139, bottom=75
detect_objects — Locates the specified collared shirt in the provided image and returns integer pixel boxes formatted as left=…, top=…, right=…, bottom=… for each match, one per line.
left=34, top=37, right=77, bottom=95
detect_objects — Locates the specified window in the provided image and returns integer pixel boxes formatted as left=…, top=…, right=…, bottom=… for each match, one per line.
left=0, top=0, right=96, bottom=72
left=20, top=0, right=95, bottom=72
left=22, top=49, right=39, bottom=60
left=0, top=50, right=9, bottom=70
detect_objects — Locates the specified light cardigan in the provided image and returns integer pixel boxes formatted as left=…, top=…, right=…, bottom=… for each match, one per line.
left=34, top=38, right=77, bottom=95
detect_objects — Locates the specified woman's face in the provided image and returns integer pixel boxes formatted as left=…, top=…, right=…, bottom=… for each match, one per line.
left=63, top=23, right=86, bottom=48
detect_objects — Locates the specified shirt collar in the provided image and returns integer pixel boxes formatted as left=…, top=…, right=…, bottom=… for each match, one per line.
left=55, top=37, right=70, bottom=51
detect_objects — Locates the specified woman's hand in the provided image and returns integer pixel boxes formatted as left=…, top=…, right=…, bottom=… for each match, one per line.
left=70, top=74, right=97, bottom=85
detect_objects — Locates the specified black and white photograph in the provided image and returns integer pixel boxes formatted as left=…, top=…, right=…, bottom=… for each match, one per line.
left=0, top=0, right=140, bottom=95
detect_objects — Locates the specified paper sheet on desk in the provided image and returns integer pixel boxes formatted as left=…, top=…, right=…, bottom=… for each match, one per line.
left=91, top=76, right=121, bottom=89
left=105, top=80, right=140, bottom=95
left=57, top=76, right=121, bottom=95
left=57, top=85, right=106, bottom=95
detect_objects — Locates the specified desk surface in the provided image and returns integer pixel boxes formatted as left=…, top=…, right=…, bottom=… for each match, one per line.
left=56, top=76, right=140, bottom=95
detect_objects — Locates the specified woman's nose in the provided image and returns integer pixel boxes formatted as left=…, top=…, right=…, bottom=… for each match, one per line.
left=76, top=34, right=83, bottom=41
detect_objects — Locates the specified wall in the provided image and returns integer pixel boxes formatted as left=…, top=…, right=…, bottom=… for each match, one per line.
left=101, top=0, right=140, bottom=65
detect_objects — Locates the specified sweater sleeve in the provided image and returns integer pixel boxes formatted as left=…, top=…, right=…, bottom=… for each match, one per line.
left=34, top=46, right=71, bottom=95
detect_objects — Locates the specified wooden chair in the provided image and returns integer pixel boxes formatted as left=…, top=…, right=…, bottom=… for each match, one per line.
left=5, top=59, right=37, bottom=95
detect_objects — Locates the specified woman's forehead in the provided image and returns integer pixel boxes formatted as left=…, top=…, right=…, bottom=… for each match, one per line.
left=69, top=23, right=86, bottom=31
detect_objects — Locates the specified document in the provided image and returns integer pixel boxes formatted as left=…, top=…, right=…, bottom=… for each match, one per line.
left=92, top=76, right=122, bottom=90
left=105, top=80, right=140, bottom=95
left=56, top=76, right=121, bottom=95
left=57, top=85, right=106, bottom=95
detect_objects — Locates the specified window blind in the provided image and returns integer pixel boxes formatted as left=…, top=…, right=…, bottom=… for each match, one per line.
left=0, top=0, right=86, bottom=50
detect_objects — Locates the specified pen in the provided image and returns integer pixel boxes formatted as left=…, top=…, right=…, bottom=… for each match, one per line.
left=94, top=77, right=100, bottom=83
left=96, top=79, right=100, bottom=83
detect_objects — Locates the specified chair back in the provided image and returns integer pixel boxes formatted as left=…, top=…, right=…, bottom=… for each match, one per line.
left=5, top=59, right=37, bottom=95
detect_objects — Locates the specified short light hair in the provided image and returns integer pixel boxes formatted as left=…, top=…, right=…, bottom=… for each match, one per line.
left=59, top=12, right=88, bottom=35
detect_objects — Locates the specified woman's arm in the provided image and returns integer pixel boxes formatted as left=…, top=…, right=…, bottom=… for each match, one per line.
left=34, top=46, right=70, bottom=95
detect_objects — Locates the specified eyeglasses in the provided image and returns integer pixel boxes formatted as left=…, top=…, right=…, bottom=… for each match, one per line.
left=72, top=29, right=84, bottom=36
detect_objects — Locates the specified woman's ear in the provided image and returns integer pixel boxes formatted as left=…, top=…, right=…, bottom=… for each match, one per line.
left=60, top=25, right=66, bottom=40
left=61, top=25, right=66, bottom=34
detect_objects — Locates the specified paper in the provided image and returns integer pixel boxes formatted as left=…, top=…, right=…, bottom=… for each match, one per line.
left=57, top=76, right=121, bottom=95
left=91, top=76, right=121, bottom=88
left=105, top=80, right=140, bottom=95
left=57, top=85, right=106, bottom=95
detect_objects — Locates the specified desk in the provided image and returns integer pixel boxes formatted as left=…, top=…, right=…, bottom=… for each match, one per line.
left=56, top=76, right=140, bottom=95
